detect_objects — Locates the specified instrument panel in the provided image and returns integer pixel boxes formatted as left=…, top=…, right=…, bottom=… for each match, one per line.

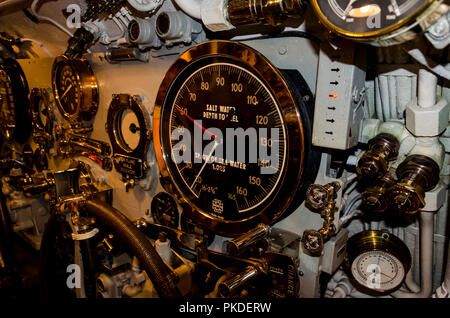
left=0, top=0, right=448, bottom=301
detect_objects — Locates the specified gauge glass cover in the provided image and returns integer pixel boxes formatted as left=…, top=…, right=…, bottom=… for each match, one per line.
left=351, top=250, right=406, bottom=292
left=313, top=0, right=432, bottom=38
left=154, top=41, right=309, bottom=236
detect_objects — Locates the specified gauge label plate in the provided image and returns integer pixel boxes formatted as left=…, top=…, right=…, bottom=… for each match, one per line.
left=112, top=153, right=144, bottom=179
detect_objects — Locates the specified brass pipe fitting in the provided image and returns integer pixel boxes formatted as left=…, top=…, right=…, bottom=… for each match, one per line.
left=361, top=171, right=396, bottom=213
left=357, top=133, right=400, bottom=179
left=302, top=181, right=340, bottom=256
left=388, top=155, right=440, bottom=214
left=218, top=265, right=262, bottom=297
left=227, top=0, right=307, bottom=27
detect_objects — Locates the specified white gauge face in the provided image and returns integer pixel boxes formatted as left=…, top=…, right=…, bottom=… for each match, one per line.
left=351, top=250, right=405, bottom=292
left=120, top=108, right=141, bottom=151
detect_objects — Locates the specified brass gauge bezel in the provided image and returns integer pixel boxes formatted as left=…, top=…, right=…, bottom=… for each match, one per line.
left=345, top=230, right=412, bottom=295
left=153, top=40, right=308, bottom=237
left=311, top=0, right=445, bottom=45
left=51, top=55, right=99, bottom=124
left=106, top=94, right=152, bottom=159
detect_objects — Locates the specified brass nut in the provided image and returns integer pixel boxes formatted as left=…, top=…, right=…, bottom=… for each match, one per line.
left=302, top=230, right=324, bottom=256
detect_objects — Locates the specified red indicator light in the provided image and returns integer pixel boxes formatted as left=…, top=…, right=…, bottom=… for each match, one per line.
left=329, top=94, right=338, bottom=98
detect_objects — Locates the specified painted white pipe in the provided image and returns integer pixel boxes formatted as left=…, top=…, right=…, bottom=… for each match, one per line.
left=444, top=244, right=450, bottom=294
left=418, top=69, right=438, bottom=108
left=404, top=269, right=421, bottom=293
left=433, top=243, right=450, bottom=297
left=409, top=137, right=445, bottom=169
left=375, top=77, right=384, bottom=121
left=388, top=75, right=397, bottom=119
left=377, top=121, right=415, bottom=160
left=173, top=0, right=202, bottom=20
left=379, top=75, right=391, bottom=120
left=393, top=212, right=434, bottom=298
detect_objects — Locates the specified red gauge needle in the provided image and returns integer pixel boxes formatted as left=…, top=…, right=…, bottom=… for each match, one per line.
left=176, top=105, right=216, bottom=139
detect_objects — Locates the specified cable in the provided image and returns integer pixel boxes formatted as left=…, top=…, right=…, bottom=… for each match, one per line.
left=19, top=38, right=53, bottom=57
left=342, top=194, right=362, bottom=217
left=31, top=0, right=73, bottom=38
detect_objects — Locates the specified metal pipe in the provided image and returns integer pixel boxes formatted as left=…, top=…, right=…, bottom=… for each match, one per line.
left=218, top=265, right=261, bottom=297
left=393, top=212, right=434, bottom=298
left=225, top=223, right=270, bottom=256
left=173, top=0, right=203, bottom=20
left=418, top=69, right=438, bottom=108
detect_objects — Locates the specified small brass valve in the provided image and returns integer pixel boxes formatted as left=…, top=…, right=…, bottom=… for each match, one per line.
left=361, top=171, right=396, bottom=213
left=388, top=155, right=440, bottom=214
left=357, top=133, right=400, bottom=179
left=302, top=181, right=340, bottom=256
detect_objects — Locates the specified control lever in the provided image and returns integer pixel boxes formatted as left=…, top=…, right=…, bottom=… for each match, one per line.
left=23, top=177, right=54, bottom=197
left=66, top=132, right=112, bottom=157
left=56, top=125, right=113, bottom=171
left=225, top=223, right=270, bottom=256
left=218, top=265, right=262, bottom=297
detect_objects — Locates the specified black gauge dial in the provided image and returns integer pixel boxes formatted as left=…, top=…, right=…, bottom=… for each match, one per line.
left=154, top=41, right=315, bottom=237
left=151, top=192, right=179, bottom=228
left=55, top=64, right=81, bottom=116
left=0, top=68, right=16, bottom=141
left=312, top=0, right=438, bottom=39
left=52, top=55, right=98, bottom=124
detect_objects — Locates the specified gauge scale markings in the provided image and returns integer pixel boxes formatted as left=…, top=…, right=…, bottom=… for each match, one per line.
left=167, top=62, right=287, bottom=216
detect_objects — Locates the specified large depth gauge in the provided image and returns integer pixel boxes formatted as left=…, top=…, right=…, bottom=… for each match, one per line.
left=154, top=40, right=318, bottom=237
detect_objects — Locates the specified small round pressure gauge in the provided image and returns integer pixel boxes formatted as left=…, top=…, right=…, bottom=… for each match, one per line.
left=151, top=192, right=179, bottom=228
left=346, top=231, right=411, bottom=294
left=52, top=55, right=98, bottom=124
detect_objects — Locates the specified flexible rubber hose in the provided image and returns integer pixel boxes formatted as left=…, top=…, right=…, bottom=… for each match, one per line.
left=0, top=181, right=15, bottom=272
left=80, top=199, right=181, bottom=298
